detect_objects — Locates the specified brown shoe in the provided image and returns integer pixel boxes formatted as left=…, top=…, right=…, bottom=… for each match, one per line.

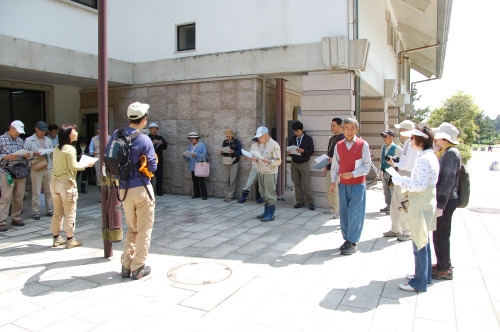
left=11, top=220, right=25, bottom=226
left=432, top=269, right=453, bottom=280
left=66, top=238, right=82, bottom=249
left=53, top=236, right=67, bottom=247
left=0, top=223, right=7, bottom=232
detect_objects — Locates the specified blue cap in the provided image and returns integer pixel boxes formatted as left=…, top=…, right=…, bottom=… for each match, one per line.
left=254, top=126, right=269, bottom=138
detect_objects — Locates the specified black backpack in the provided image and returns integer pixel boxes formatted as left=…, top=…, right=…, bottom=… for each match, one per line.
left=457, top=164, right=470, bottom=208
left=105, top=128, right=151, bottom=201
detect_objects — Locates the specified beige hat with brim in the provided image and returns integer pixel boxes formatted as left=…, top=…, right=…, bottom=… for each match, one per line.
left=432, top=122, right=459, bottom=145
left=400, top=128, right=429, bottom=139
left=394, top=120, right=415, bottom=131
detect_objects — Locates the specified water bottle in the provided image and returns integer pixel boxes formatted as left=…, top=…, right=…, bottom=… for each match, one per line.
left=6, top=173, right=14, bottom=186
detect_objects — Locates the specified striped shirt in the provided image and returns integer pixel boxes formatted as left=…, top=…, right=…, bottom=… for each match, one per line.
left=0, top=132, right=25, bottom=172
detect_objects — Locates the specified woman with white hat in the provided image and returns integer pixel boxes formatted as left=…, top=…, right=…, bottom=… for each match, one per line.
left=392, top=125, right=439, bottom=292
left=432, top=122, right=461, bottom=280
left=184, top=132, right=208, bottom=200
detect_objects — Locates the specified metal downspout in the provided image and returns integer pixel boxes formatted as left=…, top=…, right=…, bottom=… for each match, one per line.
left=410, top=78, right=438, bottom=103
left=353, top=0, right=361, bottom=127
left=261, top=77, right=266, bottom=126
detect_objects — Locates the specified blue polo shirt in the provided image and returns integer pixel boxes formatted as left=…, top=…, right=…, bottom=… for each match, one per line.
left=107, top=127, right=157, bottom=189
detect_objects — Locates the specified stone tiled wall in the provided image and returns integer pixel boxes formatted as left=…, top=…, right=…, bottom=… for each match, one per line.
left=81, top=78, right=265, bottom=198
left=360, top=98, right=389, bottom=168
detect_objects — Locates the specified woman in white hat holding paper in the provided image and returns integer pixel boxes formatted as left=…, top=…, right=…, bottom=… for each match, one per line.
left=432, top=122, right=461, bottom=280
left=391, top=125, right=439, bottom=292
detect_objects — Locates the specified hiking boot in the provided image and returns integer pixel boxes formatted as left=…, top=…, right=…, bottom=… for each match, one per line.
left=339, top=240, right=349, bottom=251
left=131, top=265, right=151, bottom=280
left=383, top=230, right=401, bottom=237
left=308, top=204, right=315, bottom=211
left=121, top=266, right=131, bottom=278
left=397, top=234, right=412, bottom=242
left=237, top=191, right=249, bottom=203
left=0, top=223, right=7, bottom=232
left=432, top=269, right=453, bottom=280
left=33, top=212, right=40, bottom=220
left=53, top=236, right=67, bottom=247
left=341, top=242, right=358, bottom=255
left=66, top=238, right=82, bottom=249
left=380, top=206, right=390, bottom=212
left=11, top=220, right=24, bottom=226
left=46, top=212, right=53, bottom=217
left=293, top=203, right=304, bottom=208
left=256, top=197, right=264, bottom=204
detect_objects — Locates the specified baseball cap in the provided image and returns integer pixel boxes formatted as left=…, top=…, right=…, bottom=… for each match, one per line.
left=127, top=102, right=150, bottom=119
left=394, top=120, right=415, bottom=131
left=149, top=123, right=159, bottom=129
left=35, top=121, right=48, bottom=131
left=11, top=120, right=25, bottom=134
left=254, top=126, right=269, bottom=138
left=381, top=129, right=395, bottom=137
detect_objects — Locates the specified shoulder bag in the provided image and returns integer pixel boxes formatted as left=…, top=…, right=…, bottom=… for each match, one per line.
left=194, top=155, right=210, bottom=177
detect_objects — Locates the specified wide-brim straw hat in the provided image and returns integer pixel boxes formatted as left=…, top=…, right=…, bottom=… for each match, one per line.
left=225, top=129, right=235, bottom=136
left=400, top=128, right=429, bottom=139
left=187, top=131, right=200, bottom=139
left=433, top=122, right=460, bottom=144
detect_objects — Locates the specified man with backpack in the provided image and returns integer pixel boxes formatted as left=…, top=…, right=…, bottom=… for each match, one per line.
left=106, top=102, right=157, bottom=280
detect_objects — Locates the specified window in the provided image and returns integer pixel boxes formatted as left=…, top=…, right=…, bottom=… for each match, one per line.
left=177, top=24, right=196, bottom=52
left=0, top=88, right=45, bottom=138
left=71, top=0, right=97, bottom=9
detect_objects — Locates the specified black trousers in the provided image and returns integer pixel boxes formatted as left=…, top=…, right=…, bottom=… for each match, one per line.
left=433, top=198, right=458, bottom=272
left=191, top=171, right=207, bottom=198
left=154, top=162, right=163, bottom=194
left=77, top=168, right=89, bottom=182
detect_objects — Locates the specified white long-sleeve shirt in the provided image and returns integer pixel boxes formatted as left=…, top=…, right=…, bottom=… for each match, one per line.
left=330, top=136, right=371, bottom=183
left=394, top=138, right=418, bottom=173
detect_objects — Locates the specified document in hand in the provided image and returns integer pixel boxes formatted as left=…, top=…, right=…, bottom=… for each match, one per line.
left=38, top=148, right=54, bottom=155
left=286, top=145, right=301, bottom=155
left=12, top=149, right=31, bottom=156
left=241, top=149, right=253, bottom=158
left=385, top=167, right=401, bottom=179
left=250, top=150, right=263, bottom=159
left=79, top=155, right=99, bottom=165
left=221, top=146, right=231, bottom=153
left=313, top=154, right=330, bottom=170
left=183, top=151, right=197, bottom=157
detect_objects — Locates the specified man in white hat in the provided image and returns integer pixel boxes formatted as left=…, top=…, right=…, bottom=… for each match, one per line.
left=0, top=121, right=31, bottom=232
left=106, top=102, right=157, bottom=280
left=383, top=120, right=418, bottom=241
left=251, top=126, right=282, bottom=222
left=148, top=123, right=167, bottom=196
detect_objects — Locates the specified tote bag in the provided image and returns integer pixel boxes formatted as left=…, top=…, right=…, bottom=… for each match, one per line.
left=194, top=155, right=210, bottom=177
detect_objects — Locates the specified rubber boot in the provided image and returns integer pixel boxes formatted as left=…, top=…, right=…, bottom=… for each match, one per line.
left=256, top=190, right=263, bottom=204
left=81, top=182, right=87, bottom=194
left=261, top=205, right=275, bottom=222
left=257, top=203, right=269, bottom=219
left=237, top=191, right=249, bottom=203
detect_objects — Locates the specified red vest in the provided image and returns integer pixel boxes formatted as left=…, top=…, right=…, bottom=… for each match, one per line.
left=337, top=138, right=366, bottom=185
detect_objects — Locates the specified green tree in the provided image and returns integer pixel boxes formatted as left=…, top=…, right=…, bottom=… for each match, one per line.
left=411, top=87, right=431, bottom=123
left=494, top=114, right=500, bottom=131
left=475, top=112, right=496, bottom=144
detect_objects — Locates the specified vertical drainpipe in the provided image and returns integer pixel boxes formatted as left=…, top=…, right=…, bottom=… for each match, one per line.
left=353, top=0, right=361, bottom=129
left=275, top=78, right=285, bottom=197
left=261, top=77, right=266, bottom=126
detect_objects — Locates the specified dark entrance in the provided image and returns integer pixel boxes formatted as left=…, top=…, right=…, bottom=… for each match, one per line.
left=0, top=88, right=45, bottom=138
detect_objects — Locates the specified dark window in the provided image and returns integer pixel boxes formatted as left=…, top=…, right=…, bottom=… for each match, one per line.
left=0, top=88, right=45, bottom=138
left=177, top=24, right=196, bottom=51
left=71, top=0, right=97, bottom=9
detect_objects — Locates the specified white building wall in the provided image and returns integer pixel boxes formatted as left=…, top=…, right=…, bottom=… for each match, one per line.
left=132, top=0, right=349, bottom=62
left=358, top=0, right=398, bottom=95
left=0, top=0, right=134, bottom=62
left=53, top=85, right=81, bottom=126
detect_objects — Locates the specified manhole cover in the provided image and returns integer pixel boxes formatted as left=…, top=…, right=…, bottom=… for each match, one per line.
left=468, top=207, right=500, bottom=214
left=167, top=262, right=232, bottom=285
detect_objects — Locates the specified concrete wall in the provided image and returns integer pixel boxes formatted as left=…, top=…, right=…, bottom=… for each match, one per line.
left=53, top=85, right=82, bottom=126
left=81, top=78, right=276, bottom=198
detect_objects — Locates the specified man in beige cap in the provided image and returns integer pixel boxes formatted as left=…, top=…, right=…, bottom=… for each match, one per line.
left=220, top=129, right=242, bottom=202
left=0, top=121, right=31, bottom=232
left=383, top=120, right=418, bottom=241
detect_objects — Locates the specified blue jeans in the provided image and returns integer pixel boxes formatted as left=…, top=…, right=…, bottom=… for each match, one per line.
left=339, top=183, right=366, bottom=243
left=409, top=238, right=432, bottom=291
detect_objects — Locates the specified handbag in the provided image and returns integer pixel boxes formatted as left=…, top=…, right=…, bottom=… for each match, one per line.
left=194, top=155, right=210, bottom=177
left=4, top=162, right=29, bottom=179
left=31, top=156, right=48, bottom=171
left=222, top=157, right=236, bottom=165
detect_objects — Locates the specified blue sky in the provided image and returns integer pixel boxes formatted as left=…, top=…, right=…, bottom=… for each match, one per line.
left=412, top=0, right=499, bottom=119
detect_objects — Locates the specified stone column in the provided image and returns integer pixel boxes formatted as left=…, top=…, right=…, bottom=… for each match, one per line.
left=300, top=72, right=355, bottom=209
left=360, top=98, right=388, bottom=169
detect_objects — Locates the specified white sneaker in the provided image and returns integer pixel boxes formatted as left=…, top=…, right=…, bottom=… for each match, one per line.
left=399, top=283, right=417, bottom=292
left=406, top=274, right=414, bottom=280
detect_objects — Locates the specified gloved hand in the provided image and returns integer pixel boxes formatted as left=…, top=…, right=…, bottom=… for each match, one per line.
left=436, top=208, right=443, bottom=218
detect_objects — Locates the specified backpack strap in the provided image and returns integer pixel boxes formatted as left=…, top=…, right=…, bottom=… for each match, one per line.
left=134, top=160, right=154, bottom=201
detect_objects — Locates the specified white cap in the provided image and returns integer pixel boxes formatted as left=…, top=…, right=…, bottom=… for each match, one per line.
left=127, top=102, right=150, bottom=119
left=394, top=120, right=415, bottom=131
left=433, top=122, right=459, bottom=144
left=254, top=126, right=269, bottom=138
left=149, top=123, right=159, bottom=129
left=11, top=120, right=25, bottom=134
left=400, top=128, right=429, bottom=139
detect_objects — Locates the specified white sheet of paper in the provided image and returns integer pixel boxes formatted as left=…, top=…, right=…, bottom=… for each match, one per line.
left=286, top=145, right=301, bottom=155
left=314, top=154, right=329, bottom=163
left=355, top=158, right=363, bottom=170
left=12, top=149, right=31, bottom=156
left=38, top=148, right=54, bottom=155
left=221, top=146, right=231, bottom=153
left=241, top=149, right=253, bottom=158
left=183, top=151, right=197, bottom=157
left=79, top=155, right=99, bottom=164
left=251, top=150, right=263, bottom=159
left=386, top=167, right=401, bottom=179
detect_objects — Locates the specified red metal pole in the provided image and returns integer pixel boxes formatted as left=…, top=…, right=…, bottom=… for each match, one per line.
left=275, top=79, right=285, bottom=196
left=98, top=0, right=112, bottom=258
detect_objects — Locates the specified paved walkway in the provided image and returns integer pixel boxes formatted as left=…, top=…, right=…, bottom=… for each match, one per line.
left=0, top=150, right=499, bottom=332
